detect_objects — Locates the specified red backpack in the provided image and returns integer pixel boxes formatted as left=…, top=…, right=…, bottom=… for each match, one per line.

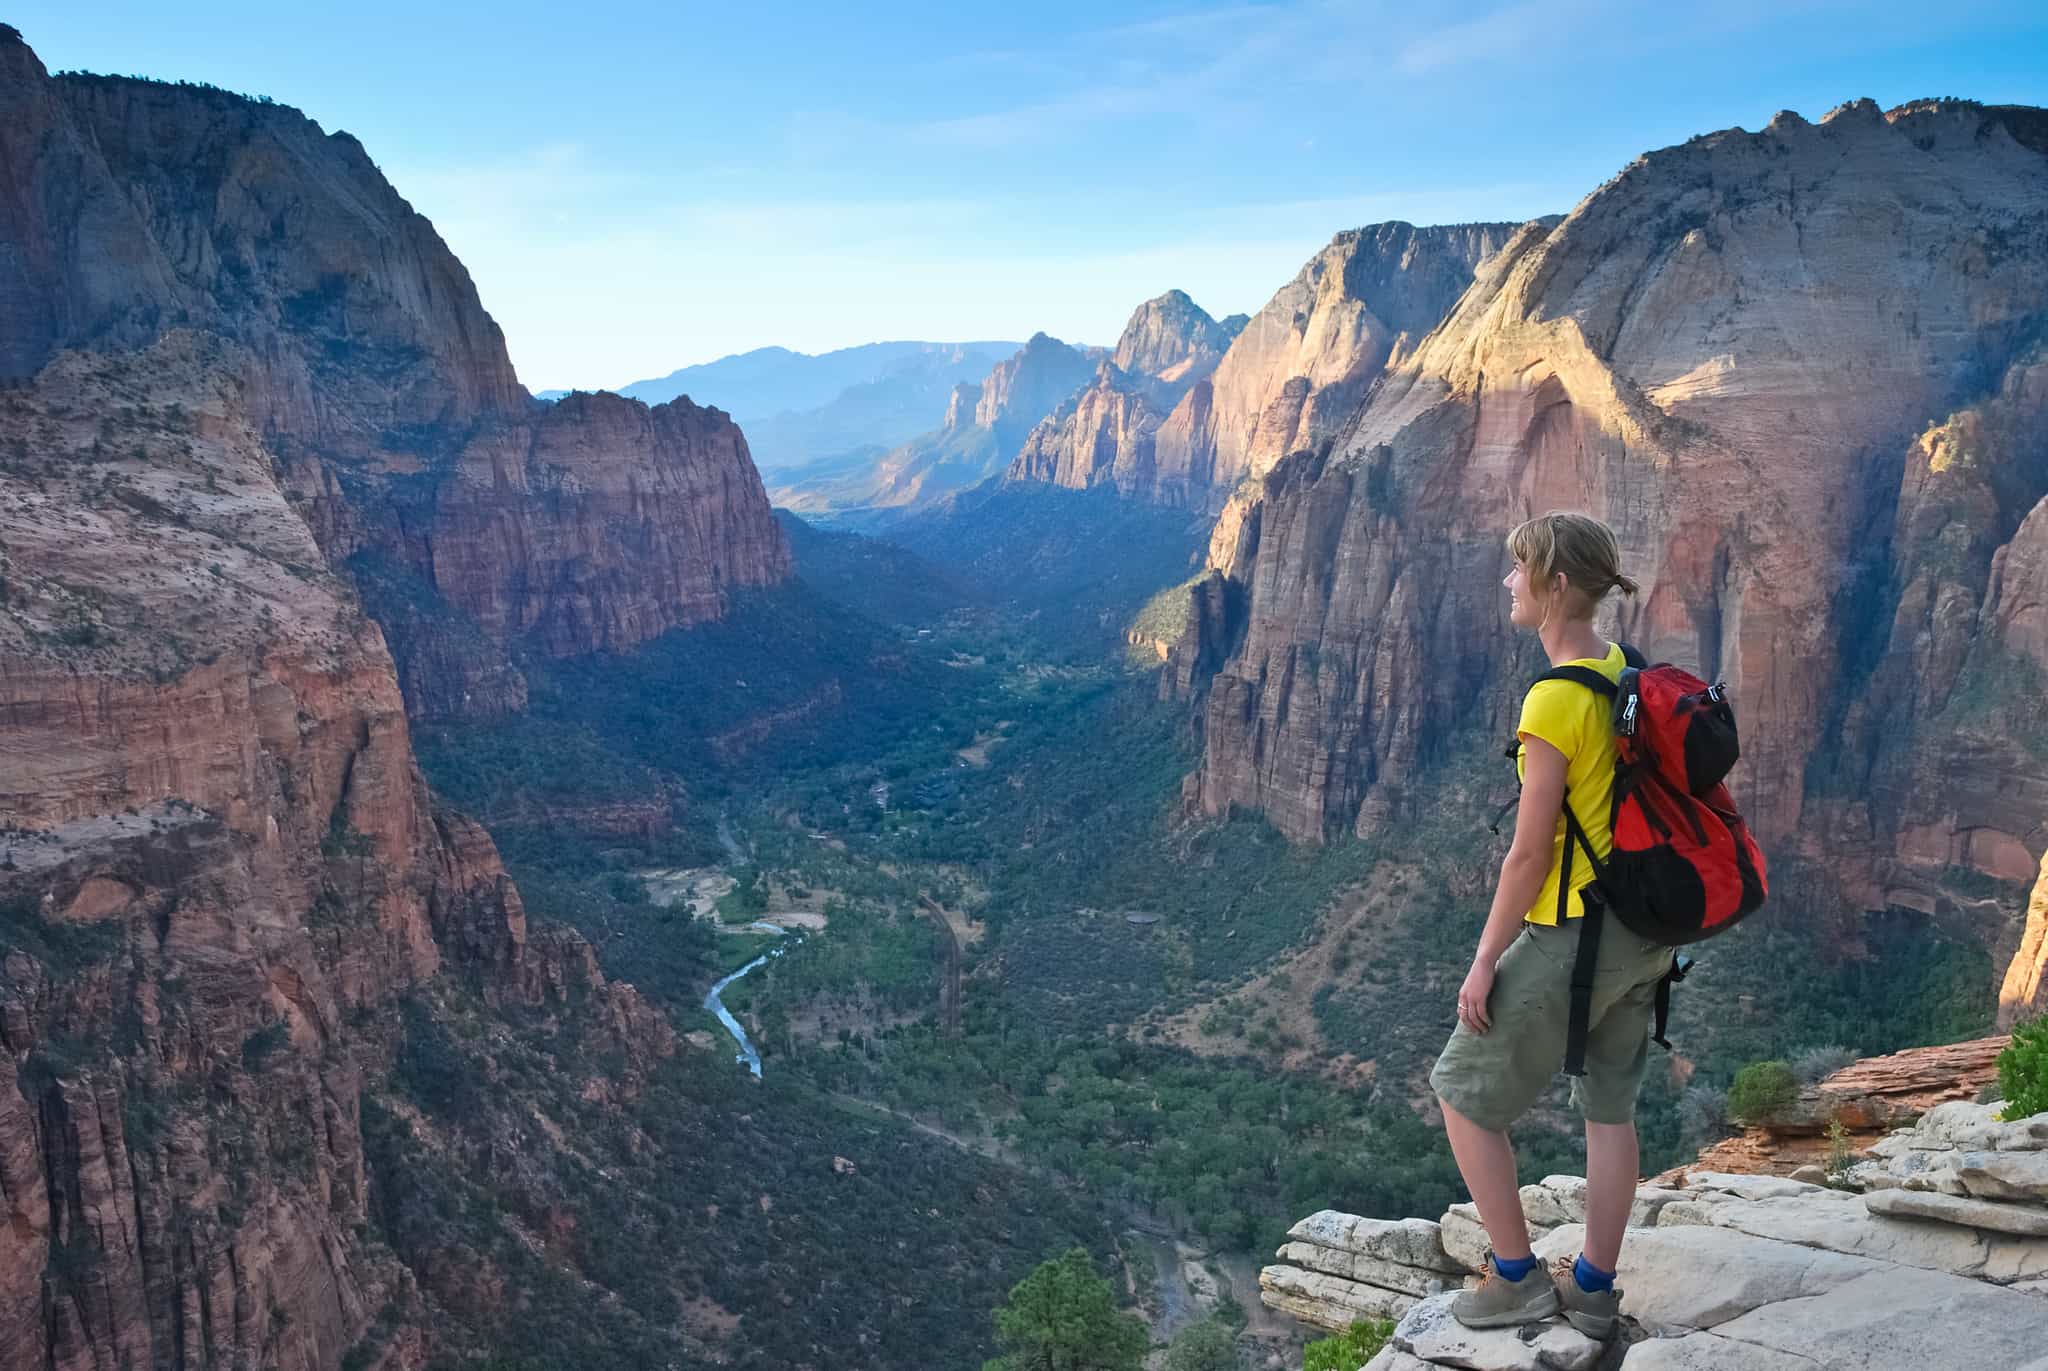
left=1509, top=645, right=1770, bottom=1074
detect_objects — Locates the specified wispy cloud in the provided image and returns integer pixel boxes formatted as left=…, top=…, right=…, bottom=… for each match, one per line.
left=1396, top=1, right=1561, bottom=74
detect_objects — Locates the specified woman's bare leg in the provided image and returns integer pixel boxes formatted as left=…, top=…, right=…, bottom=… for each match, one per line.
left=1581, top=1120, right=1639, bottom=1270
left=1441, top=1098, right=1532, bottom=1259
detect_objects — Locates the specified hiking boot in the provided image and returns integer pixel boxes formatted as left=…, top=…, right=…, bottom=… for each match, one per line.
left=1552, top=1257, right=1623, bottom=1338
left=1449, top=1254, right=1560, bottom=1329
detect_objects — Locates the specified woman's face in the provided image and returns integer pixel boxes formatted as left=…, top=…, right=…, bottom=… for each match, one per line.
left=1504, top=559, right=1546, bottom=629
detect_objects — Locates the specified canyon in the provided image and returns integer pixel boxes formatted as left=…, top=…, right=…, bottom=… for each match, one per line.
left=6, top=13, right=2048, bottom=1365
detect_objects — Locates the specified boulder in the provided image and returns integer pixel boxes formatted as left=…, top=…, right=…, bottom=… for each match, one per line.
left=1703, top=1263, right=2048, bottom=1369
left=1438, top=1206, right=1493, bottom=1274
left=1680, top=1171, right=1827, bottom=1202
left=1519, top=1177, right=1588, bottom=1228
left=1651, top=1202, right=1722, bottom=1229
left=1533, top=1224, right=1884, bottom=1334
left=1956, top=1149, right=2048, bottom=1202
left=1627, top=1187, right=1691, bottom=1228
left=1287, top=1211, right=1464, bottom=1272
left=1273, top=1242, right=1455, bottom=1299
left=1916, top=1101, right=2048, bottom=1152
left=1701, top=1190, right=2048, bottom=1283
left=1863, top=1186, right=2048, bottom=1237
left=1258, top=1264, right=1417, bottom=1330
left=1388, top=1293, right=1602, bottom=1371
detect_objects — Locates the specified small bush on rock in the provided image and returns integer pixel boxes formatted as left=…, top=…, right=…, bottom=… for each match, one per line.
left=1727, top=1060, right=1798, bottom=1125
left=1792, top=1044, right=1856, bottom=1084
left=1680, top=1085, right=1729, bottom=1144
left=1303, top=1319, right=1393, bottom=1371
left=1997, top=1018, right=2048, bottom=1122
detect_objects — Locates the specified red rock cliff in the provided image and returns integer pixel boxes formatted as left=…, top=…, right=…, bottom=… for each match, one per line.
left=0, top=28, right=790, bottom=720
left=1183, top=101, right=2048, bottom=923
left=0, top=28, right=690, bottom=1367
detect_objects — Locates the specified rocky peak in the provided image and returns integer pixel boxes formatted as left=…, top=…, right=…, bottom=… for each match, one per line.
left=971, top=332, right=1096, bottom=450
left=942, top=379, right=982, bottom=431
left=1112, top=289, right=1235, bottom=383
left=1004, top=221, right=1524, bottom=511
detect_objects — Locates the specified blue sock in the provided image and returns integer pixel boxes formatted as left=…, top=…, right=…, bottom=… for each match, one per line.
left=1573, top=1254, right=1615, bottom=1293
left=1494, top=1252, right=1538, bottom=1282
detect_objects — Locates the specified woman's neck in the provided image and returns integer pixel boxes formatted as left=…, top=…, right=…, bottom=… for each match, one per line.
left=1540, top=618, right=1607, bottom=666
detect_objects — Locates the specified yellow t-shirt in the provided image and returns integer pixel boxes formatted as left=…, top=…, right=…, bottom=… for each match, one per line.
left=1516, top=641, right=1625, bottom=925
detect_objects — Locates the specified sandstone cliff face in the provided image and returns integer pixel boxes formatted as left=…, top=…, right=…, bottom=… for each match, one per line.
left=0, top=327, right=668, bottom=1371
left=348, top=389, right=793, bottom=661
left=2004, top=847, right=2048, bottom=1027
left=1009, top=224, right=1521, bottom=509
left=1183, top=101, right=2048, bottom=901
left=0, top=28, right=790, bottom=721
left=0, top=30, right=693, bottom=1367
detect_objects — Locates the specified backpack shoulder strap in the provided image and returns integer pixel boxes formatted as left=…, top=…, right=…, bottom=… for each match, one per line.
left=1534, top=665, right=1618, bottom=697
left=1619, top=641, right=1646, bottom=670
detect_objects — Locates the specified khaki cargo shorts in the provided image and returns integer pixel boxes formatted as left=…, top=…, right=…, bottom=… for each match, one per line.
left=1429, top=915, right=1675, bottom=1131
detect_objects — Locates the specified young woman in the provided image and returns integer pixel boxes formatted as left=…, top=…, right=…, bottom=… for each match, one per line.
left=1428, top=511, right=1672, bottom=1337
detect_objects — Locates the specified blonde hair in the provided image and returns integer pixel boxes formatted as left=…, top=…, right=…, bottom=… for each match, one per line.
left=1507, top=511, right=1640, bottom=616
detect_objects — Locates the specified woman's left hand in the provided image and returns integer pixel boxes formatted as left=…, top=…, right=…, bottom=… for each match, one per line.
left=1456, top=961, right=1495, bottom=1033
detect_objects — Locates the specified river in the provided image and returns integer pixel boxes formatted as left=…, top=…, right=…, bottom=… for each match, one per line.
left=704, top=922, right=800, bottom=1077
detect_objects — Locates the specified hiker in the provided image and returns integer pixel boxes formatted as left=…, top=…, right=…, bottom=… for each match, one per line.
left=1427, top=511, right=1669, bottom=1338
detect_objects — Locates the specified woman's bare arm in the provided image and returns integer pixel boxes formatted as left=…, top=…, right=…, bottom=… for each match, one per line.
left=1458, top=734, right=1567, bottom=1031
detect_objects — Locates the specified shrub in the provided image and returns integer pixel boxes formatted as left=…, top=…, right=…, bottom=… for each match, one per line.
left=1303, top=1319, right=1394, bottom=1371
left=1997, top=1018, right=2048, bottom=1122
left=1791, top=1044, right=1856, bottom=1085
left=1679, top=1085, right=1728, bottom=1144
left=1727, top=1061, right=1798, bottom=1125
left=1161, top=1317, right=1240, bottom=1371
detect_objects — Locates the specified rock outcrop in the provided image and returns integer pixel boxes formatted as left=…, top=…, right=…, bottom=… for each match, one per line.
left=1268, top=1102, right=2048, bottom=1370
left=1686, top=1035, right=2010, bottom=1175
left=1178, top=100, right=2048, bottom=958
left=0, top=27, right=790, bottom=722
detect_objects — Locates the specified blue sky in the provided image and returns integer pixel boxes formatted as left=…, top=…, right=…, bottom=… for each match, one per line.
left=17, top=2, right=2048, bottom=391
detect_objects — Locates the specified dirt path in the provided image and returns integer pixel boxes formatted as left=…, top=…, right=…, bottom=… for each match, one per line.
left=827, top=1092, right=1025, bottom=1168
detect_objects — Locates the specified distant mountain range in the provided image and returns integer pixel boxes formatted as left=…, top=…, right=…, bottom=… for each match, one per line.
left=543, top=341, right=1023, bottom=474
